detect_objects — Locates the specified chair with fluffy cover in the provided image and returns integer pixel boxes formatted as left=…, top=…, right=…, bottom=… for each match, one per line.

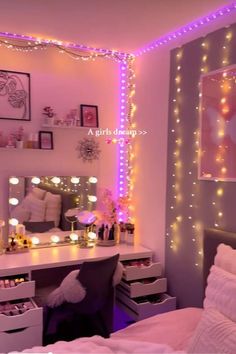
left=43, top=254, right=122, bottom=344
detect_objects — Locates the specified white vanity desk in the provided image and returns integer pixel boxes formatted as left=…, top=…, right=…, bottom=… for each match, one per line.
left=0, top=243, right=152, bottom=277
left=0, top=243, right=152, bottom=353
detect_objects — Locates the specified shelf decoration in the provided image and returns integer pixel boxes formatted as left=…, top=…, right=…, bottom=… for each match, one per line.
left=76, top=137, right=100, bottom=162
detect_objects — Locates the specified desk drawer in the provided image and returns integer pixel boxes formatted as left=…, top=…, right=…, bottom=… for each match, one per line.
left=117, top=291, right=176, bottom=321
left=118, top=278, right=167, bottom=298
left=0, top=325, right=42, bottom=353
left=0, top=298, right=42, bottom=331
left=0, top=276, right=35, bottom=301
left=123, top=261, right=162, bottom=281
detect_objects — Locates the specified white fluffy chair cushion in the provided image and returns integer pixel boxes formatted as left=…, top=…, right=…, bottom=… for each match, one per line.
left=187, top=308, right=236, bottom=354
left=47, top=262, right=124, bottom=308
left=44, top=192, right=61, bottom=227
left=214, top=243, right=236, bottom=275
left=22, top=194, right=46, bottom=222
left=47, top=270, right=86, bottom=308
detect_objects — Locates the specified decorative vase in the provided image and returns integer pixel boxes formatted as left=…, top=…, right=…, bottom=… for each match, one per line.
left=16, top=140, right=24, bottom=149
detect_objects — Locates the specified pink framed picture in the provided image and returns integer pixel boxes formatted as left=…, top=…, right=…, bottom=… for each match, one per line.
left=199, top=65, right=236, bottom=181
left=80, top=105, right=98, bottom=127
left=39, top=131, right=54, bottom=150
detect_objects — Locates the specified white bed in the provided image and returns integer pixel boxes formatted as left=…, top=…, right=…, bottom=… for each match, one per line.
left=15, top=228, right=236, bottom=354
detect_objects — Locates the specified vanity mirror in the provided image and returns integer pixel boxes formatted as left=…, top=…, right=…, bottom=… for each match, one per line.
left=8, top=176, right=97, bottom=239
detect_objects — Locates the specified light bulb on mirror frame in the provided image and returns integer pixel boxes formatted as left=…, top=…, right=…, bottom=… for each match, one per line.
left=51, top=235, right=60, bottom=243
left=69, top=232, right=79, bottom=242
left=31, top=236, right=40, bottom=245
left=9, top=177, right=19, bottom=185
left=87, top=231, right=96, bottom=240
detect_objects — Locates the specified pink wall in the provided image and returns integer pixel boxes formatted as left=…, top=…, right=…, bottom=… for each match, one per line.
left=134, top=49, right=170, bottom=265
left=0, top=43, right=119, bottom=232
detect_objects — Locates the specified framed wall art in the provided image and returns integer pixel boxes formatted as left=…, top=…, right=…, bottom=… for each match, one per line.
left=199, top=64, right=236, bottom=181
left=0, top=70, right=31, bottom=121
left=39, top=131, right=54, bottom=150
left=80, top=104, right=99, bottom=128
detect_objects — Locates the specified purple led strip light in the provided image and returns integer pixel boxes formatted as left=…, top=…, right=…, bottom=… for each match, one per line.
left=135, top=1, right=236, bottom=56
left=118, top=62, right=128, bottom=222
left=0, top=31, right=130, bottom=59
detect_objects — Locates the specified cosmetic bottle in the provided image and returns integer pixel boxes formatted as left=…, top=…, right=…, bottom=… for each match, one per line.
left=108, top=224, right=114, bottom=240
left=119, top=222, right=126, bottom=243
left=104, top=225, right=109, bottom=240
left=114, top=222, right=119, bottom=243
left=27, top=133, right=34, bottom=149
left=126, top=223, right=135, bottom=245
left=98, top=224, right=104, bottom=240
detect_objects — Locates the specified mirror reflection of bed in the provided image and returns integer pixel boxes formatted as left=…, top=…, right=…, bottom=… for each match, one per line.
left=9, top=176, right=97, bottom=246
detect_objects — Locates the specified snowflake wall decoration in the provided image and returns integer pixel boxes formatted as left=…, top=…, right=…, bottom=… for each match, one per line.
left=76, top=137, right=101, bottom=162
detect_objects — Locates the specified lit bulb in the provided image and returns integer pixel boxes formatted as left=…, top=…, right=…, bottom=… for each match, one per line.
left=89, top=177, right=98, bottom=183
left=9, top=218, right=19, bottom=226
left=9, top=177, right=19, bottom=185
left=31, top=236, right=40, bottom=245
left=71, top=177, right=80, bottom=184
left=51, top=177, right=61, bottom=184
left=88, top=195, right=97, bottom=202
left=51, top=235, right=60, bottom=243
left=88, top=231, right=96, bottom=240
left=217, top=188, right=224, bottom=196
left=9, top=198, right=19, bottom=206
left=70, top=232, right=79, bottom=241
left=31, top=177, right=41, bottom=184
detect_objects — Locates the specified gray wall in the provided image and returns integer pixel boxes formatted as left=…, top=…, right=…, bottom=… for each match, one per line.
left=165, top=23, right=236, bottom=308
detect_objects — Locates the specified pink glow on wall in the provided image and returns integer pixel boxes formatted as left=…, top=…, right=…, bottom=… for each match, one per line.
left=135, top=2, right=236, bottom=56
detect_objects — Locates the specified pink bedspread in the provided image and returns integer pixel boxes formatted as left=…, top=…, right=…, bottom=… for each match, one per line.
left=17, top=308, right=202, bottom=353
left=20, top=336, right=183, bottom=353
left=112, top=307, right=203, bottom=351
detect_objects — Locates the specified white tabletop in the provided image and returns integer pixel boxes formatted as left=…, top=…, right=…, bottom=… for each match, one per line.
left=0, top=243, right=152, bottom=276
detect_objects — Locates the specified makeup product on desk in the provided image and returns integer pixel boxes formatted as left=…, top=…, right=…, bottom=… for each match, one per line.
left=114, top=222, right=118, bottom=243
left=98, top=224, right=104, bottom=240
left=104, top=225, right=109, bottom=240
left=119, top=222, right=126, bottom=243
left=108, top=224, right=114, bottom=240
left=126, top=223, right=135, bottom=245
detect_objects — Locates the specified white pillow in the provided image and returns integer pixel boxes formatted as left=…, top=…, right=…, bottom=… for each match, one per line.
left=204, top=265, right=236, bottom=322
left=214, top=243, right=236, bottom=275
left=11, top=205, right=30, bottom=223
left=44, top=192, right=61, bottom=227
left=31, top=187, right=47, bottom=200
left=21, top=194, right=46, bottom=222
left=187, top=308, right=236, bottom=354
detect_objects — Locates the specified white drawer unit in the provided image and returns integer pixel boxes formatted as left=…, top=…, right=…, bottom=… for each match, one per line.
left=117, top=291, right=176, bottom=321
left=0, top=298, right=43, bottom=352
left=117, top=257, right=176, bottom=321
left=0, top=274, right=35, bottom=302
left=119, top=277, right=167, bottom=298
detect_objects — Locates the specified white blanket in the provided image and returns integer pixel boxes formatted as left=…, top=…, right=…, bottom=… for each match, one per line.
left=18, top=335, right=184, bottom=354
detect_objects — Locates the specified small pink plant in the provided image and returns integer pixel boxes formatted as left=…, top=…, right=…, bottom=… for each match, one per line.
left=100, top=189, right=129, bottom=224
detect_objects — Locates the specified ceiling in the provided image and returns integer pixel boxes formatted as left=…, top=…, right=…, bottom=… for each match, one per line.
left=0, top=0, right=232, bottom=52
